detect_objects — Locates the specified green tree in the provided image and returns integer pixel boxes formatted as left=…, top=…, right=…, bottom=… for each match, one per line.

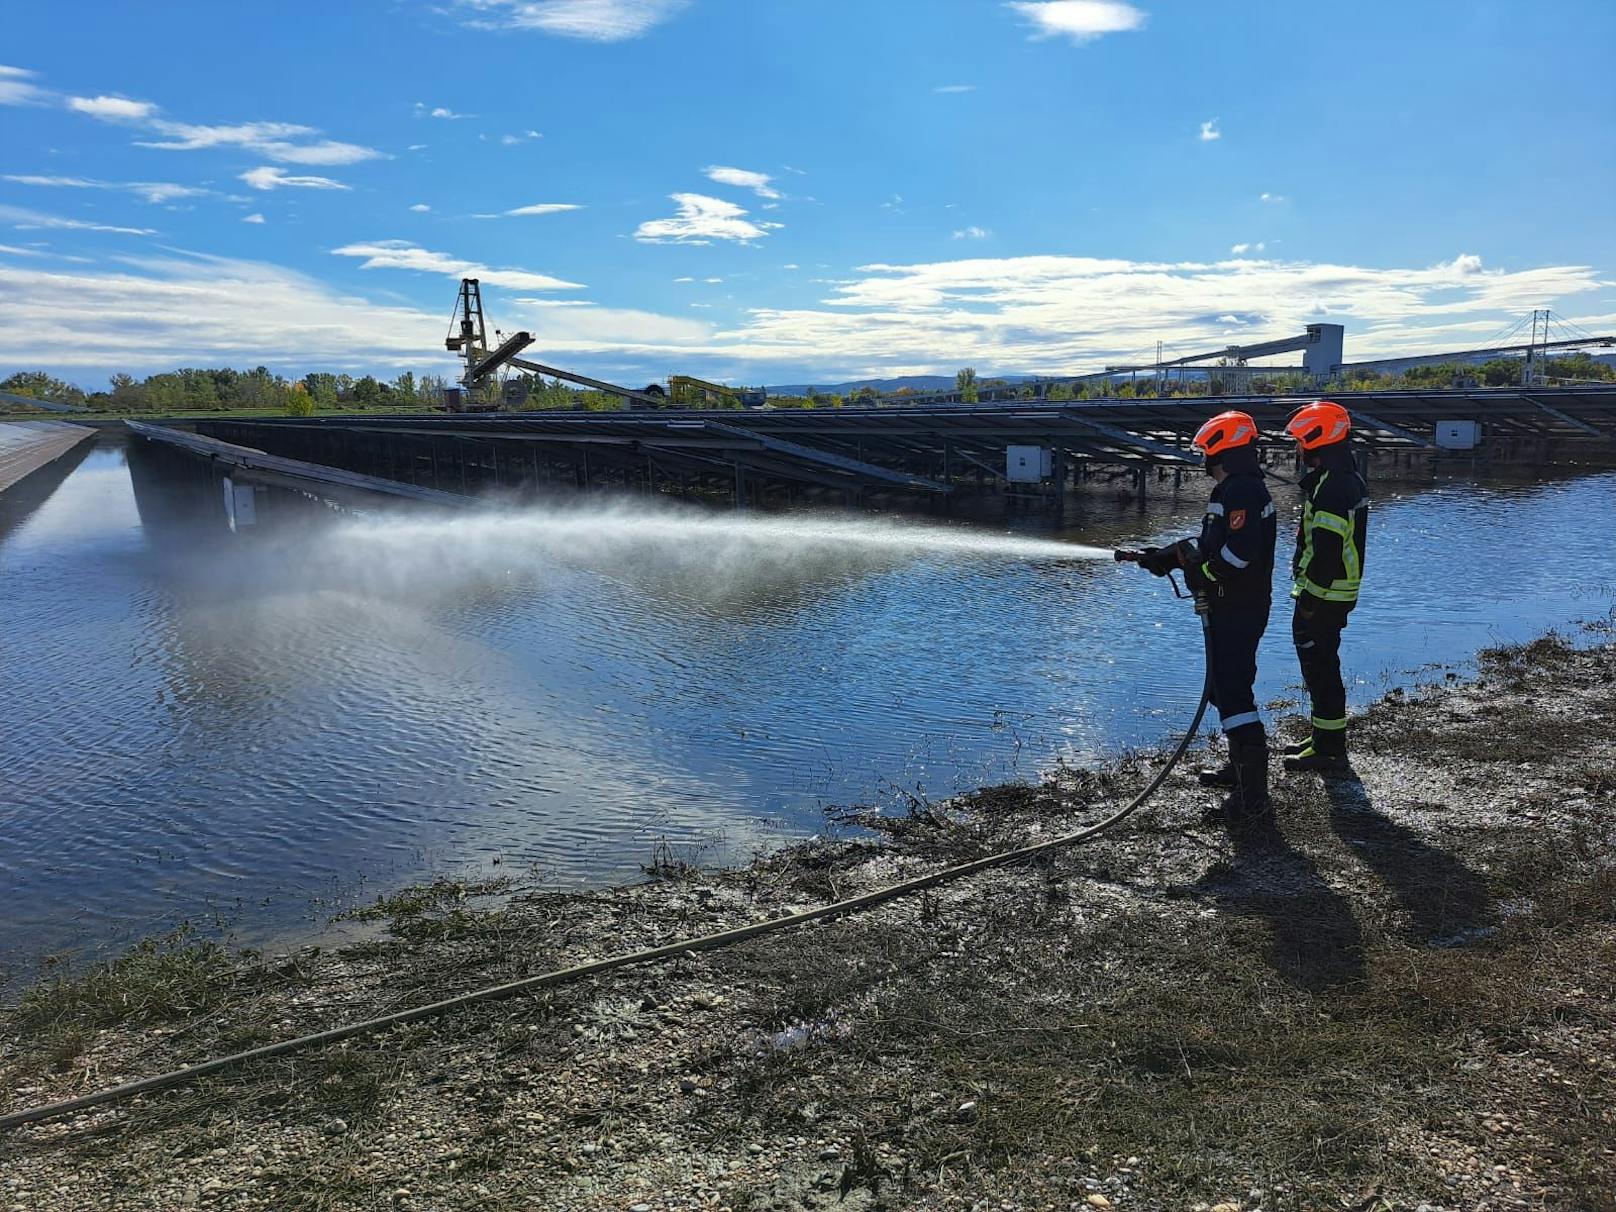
left=1, top=371, right=87, bottom=406
left=303, top=373, right=340, bottom=407
left=353, top=375, right=383, bottom=407
left=956, top=367, right=978, bottom=404
left=392, top=371, right=418, bottom=407
left=285, top=382, right=315, bottom=417
left=1477, top=357, right=1523, bottom=387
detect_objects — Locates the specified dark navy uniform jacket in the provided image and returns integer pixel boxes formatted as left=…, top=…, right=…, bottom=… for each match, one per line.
left=1187, top=469, right=1277, bottom=609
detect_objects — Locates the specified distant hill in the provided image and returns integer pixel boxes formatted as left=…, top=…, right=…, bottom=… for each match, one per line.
left=763, top=374, right=1034, bottom=397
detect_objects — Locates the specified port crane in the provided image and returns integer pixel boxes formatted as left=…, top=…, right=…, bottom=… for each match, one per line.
left=443, top=278, right=764, bottom=411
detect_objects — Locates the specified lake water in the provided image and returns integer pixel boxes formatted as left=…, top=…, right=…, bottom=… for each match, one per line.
left=2, top=438, right=1612, bottom=976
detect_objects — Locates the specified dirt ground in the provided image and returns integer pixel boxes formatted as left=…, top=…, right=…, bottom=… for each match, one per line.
left=3, top=630, right=1614, bottom=1212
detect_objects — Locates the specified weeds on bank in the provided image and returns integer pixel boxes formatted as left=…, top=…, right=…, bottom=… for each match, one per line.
left=12, top=929, right=236, bottom=1034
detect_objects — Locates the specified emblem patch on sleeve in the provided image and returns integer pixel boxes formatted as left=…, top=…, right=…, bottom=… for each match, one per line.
left=1228, top=508, right=1247, bottom=531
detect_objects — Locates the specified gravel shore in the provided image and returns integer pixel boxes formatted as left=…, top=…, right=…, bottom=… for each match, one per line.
left=3, top=629, right=1613, bottom=1212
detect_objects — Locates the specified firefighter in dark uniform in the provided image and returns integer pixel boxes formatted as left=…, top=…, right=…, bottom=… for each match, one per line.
left=1282, top=400, right=1369, bottom=773
left=1136, top=411, right=1278, bottom=824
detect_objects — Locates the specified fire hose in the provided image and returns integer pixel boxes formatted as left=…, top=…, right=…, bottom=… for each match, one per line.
left=0, top=556, right=1213, bottom=1133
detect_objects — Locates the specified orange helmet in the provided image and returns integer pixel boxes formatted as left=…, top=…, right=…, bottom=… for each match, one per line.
left=1192, top=410, right=1258, bottom=458
left=1287, top=399, right=1351, bottom=450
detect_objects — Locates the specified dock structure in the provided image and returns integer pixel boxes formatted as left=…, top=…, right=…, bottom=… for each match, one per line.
left=0, top=420, right=96, bottom=494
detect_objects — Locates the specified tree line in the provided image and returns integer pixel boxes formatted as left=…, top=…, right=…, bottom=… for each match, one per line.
left=0, top=367, right=454, bottom=414
left=3, top=351, right=1608, bottom=417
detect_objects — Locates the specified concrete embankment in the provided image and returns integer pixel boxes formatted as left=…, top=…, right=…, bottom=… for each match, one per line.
left=2, top=629, right=1614, bottom=1211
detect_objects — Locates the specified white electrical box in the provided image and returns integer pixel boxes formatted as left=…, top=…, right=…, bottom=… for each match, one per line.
left=1006, top=445, right=1052, bottom=483
left=222, top=476, right=257, bottom=531
left=1434, top=420, right=1482, bottom=450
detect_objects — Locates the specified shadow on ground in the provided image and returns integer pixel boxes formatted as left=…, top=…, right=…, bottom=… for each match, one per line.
left=1322, top=772, right=1492, bottom=943
left=1189, top=814, right=1367, bottom=993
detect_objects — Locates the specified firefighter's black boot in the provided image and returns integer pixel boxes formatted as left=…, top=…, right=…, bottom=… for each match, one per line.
left=1283, top=726, right=1349, bottom=773
left=1197, top=752, right=1237, bottom=788
left=1201, top=728, right=1271, bottom=826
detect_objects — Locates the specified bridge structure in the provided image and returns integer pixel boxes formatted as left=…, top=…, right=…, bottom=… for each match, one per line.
left=136, top=383, right=1616, bottom=511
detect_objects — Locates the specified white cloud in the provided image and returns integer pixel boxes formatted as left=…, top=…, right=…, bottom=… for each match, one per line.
left=1199, top=118, right=1220, bottom=142
left=0, top=242, right=50, bottom=257
left=67, top=94, right=156, bottom=121
left=704, top=276, right=723, bottom=283
left=673, top=276, right=694, bottom=282
left=456, top=0, right=689, bottom=41
left=933, top=84, right=976, bottom=94
left=410, top=203, right=432, bottom=213
left=509, top=296, right=709, bottom=347
left=331, top=238, right=584, bottom=291
left=782, top=263, right=799, bottom=270
left=242, top=213, right=266, bottom=224
left=240, top=166, right=351, bottom=191
left=2, top=247, right=1605, bottom=384
left=0, top=65, right=50, bottom=107
left=1009, top=1, right=1147, bottom=44
left=634, top=193, right=776, bottom=244
left=952, top=226, right=992, bottom=240
left=415, top=102, right=472, bottom=119
left=408, top=143, right=428, bottom=152
left=0, top=203, right=156, bottom=236
left=3, top=174, right=209, bottom=204
left=1260, top=191, right=1287, bottom=204
left=703, top=165, right=780, bottom=199
left=505, top=202, right=581, bottom=215
left=138, top=120, right=383, bottom=166
left=500, top=130, right=543, bottom=144
left=0, top=251, right=449, bottom=372
left=1229, top=241, right=1267, bottom=255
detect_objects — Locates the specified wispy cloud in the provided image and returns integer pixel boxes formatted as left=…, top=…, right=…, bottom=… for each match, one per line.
left=140, top=120, right=383, bottom=166
left=1199, top=118, right=1220, bottom=142
left=952, top=226, right=992, bottom=240
left=1008, top=1, right=1147, bottom=44
left=499, top=129, right=543, bottom=144
left=1260, top=191, right=1287, bottom=204
left=3, top=174, right=209, bottom=204
left=0, top=65, right=50, bottom=106
left=414, top=102, right=473, bottom=119
left=933, top=84, right=977, bottom=94
left=410, top=203, right=432, bottom=212
left=331, top=239, right=584, bottom=290
left=0, top=203, right=155, bottom=236
left=634, top=193, right=779, bottom=244
left=504, top=202, right=582, bottom=216
left=240, top=166, right=351, bottom=191
left=67, top=94, right=156, bottom=121
left=1230, top=241, right=1265, bottom=255
left=455, top=0, right=690, bottom=41
left=702, top=165, right=780, bottom=200
left=242, top=213, right=266, bottom=224
left=0, top=250, right=448, bottom=371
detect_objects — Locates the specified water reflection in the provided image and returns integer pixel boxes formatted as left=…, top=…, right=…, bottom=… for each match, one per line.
left=1, top=441, right=1611, bottom=976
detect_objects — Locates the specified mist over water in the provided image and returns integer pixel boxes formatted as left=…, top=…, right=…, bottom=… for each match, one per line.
left=322, top=499, right=1113, bottom=583
left=3, top=444, right=1613, bottom=976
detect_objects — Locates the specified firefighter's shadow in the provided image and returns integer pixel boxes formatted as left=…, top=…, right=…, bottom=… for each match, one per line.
left=1323, top=774, right=1491, bottom=943
left=1190, top=820, right=1366, bottom=993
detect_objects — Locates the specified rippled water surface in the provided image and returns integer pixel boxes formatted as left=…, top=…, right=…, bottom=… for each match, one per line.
left=3, top=440, right=1612, bottom=973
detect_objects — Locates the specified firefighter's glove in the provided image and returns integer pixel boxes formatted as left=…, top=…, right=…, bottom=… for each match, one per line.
left=1136, top=546, right=1178, bottom=577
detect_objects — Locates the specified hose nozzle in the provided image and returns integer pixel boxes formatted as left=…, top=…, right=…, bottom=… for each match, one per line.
left=1114, top=549, right=1144, bottom=563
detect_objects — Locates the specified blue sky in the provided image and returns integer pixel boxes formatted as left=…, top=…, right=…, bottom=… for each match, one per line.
left=2, top=0, right=1613, bottom=390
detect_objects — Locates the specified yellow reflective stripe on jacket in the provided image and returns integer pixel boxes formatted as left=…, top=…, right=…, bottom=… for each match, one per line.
left=1294, top=473, right=1363, bottom=604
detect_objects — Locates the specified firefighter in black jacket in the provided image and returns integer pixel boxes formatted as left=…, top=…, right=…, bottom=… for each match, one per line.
left=1136, top=411, right=1278, bottom=824
left=1283, top=400, right=1369, bottom=773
